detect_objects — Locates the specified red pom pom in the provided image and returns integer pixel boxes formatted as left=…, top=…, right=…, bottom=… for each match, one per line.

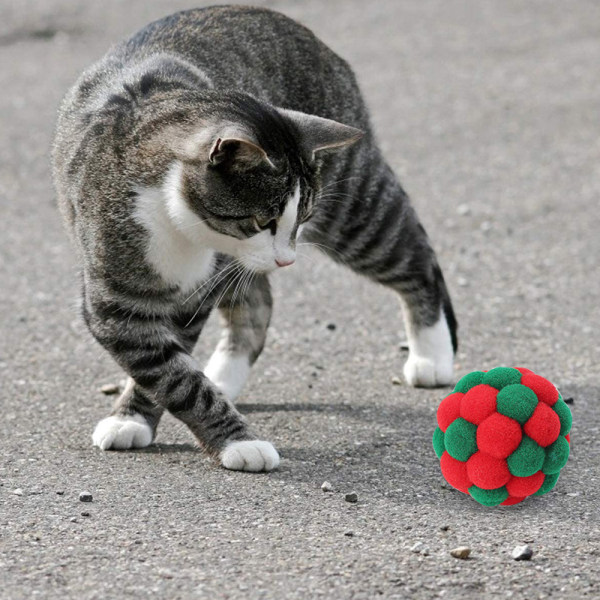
left=460, top=384, right=498, bottom=425
left=524, top=402, right=561, bottom=447
left=501, top=496, right=526, bottom=506
left=440, top=451, right=471, bottom=493
left=437, top=392, right=464, bottom=432
left=515, top=367, right=534, bottom=376
left=506, top=471, right=545, bottom=497
left=467, top=451, right=511, bottom=490
left=477, top=413, right=522, bottom=459
left=521, top=373, right=559, bottom=406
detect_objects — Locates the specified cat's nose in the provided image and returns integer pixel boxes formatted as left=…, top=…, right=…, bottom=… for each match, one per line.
left=275, top=258, right=295, bottom=268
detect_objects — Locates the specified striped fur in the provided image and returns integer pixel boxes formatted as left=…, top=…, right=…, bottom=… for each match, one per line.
left=52, top=6, right=457, bottom=470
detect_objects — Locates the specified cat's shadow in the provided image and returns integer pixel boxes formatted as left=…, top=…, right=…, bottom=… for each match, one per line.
left=237, top=401, right=356, bottom=414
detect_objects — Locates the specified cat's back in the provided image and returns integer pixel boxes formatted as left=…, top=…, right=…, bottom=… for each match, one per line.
left=121, top=5, right=360, bottom=115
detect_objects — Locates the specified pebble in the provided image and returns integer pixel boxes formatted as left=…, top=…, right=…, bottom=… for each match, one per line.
left=410, top=542, right=429, bottom=555
left=12, top=488, right=23, bottom=496
left=99, top=383, right=120, bottom=395
left=326, top=323, right=337, bottom=331
left=450, top=546, right=471, bottom=559
left=512, top=545, right=534, bottom=561
left=391, top=376, right=402, bottom=386
left=69, top=517, right=78, bottom=523
left=344, top=493, right=358, bottom=503
left=321, top=481, right=333, bottom=492
left=79, top=491, right=93, bottom=503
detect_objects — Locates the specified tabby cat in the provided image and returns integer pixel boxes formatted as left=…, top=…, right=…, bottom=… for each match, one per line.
left=52, top=6, right=458, bottom=471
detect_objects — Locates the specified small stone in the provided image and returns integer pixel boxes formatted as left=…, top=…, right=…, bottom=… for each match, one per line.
left=391, top=376, right=402, bottom=386
left=410, top=542, right=429, bottom=555
left=12, top=488, right=23, bottom=496
left=99, top=383, right=120, bottom=395
left=69, top=517, right=78, bottom=523
left=321, top=481, right=333, bottom=492
left=56, top=491, right=64, bottom=496
left=345, top=492, right=358, bottom=503
left=512, top=545, right=534, bottom=561
left=344, top=531, right=354, bottom=537
left=81, top=511, right=90, bottom=517
left=326, top=323, right=336, bottom=331
left=79, top=491, right=93, bottom=503
left=450, top=546, right=471, bottom=559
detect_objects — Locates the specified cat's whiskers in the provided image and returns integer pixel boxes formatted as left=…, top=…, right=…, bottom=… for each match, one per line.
left=228, top=266, right=252, bottom=314
left=210, top=264, right=248, bottom=318
left=182, top=259, right=239, bottom=305
left=178, top=217, right=211, bottom=231
left=297, top=241, right=351, bottom=267
left=319, top=175, right=360, bottom=194
left=183, top=261, right=245, bottom=327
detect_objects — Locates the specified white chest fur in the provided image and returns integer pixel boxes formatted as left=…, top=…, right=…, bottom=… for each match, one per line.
left=132, top=183, right=215, bottom=292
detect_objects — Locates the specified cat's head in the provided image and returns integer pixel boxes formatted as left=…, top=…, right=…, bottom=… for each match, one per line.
left=165, top=93, right=363, bottom=273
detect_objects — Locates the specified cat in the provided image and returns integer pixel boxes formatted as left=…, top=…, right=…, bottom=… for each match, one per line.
left=52, top=5, right=458, bottom=472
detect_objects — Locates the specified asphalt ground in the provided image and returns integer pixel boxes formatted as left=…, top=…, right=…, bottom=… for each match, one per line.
left=1, top=1, right=599, bottom=598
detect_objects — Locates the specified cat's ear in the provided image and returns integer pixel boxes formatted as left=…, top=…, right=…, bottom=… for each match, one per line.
left=279, top=108, right=364, bottom=159
left=208, top=136, right=275, bottom=170
left=176, top=126, right=274, bottom=170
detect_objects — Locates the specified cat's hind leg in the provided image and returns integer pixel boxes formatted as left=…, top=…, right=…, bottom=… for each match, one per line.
left=92, top=377, right=164, bottom=450
left=308, top=159, right=457, bottom=387
left=204, top=274, right=272, bottom=401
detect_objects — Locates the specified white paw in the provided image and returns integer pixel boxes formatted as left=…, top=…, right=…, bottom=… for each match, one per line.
left=403, top=354, right=453, bottom=388
left=220, top=440, right=280, bottom=472
left=403, top=311, right=454, bottom=388
left=204, top=352, right=250, bottom=401
left=92, top=414, right=153, bottom=450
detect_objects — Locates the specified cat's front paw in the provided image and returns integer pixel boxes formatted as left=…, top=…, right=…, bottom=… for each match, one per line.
left=220, top=440, right=280, bottom=472
left=92, top=414, right=153, bottom=450
left=403, top=354, right=453, bottom=388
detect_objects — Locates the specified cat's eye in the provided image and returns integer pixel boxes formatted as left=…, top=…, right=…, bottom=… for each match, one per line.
left=254, top=216, right=277, bottom=235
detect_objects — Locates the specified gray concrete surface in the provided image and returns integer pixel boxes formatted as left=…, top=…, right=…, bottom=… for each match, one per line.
left=1, top=1, right=599, bottom=598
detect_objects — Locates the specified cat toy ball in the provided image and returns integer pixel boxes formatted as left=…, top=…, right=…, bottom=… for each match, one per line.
left=432, top=367, right=571, bottom=506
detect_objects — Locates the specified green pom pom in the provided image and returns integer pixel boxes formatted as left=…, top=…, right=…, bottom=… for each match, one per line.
left=454, top=371, right=485, bottom=393
left=482, top=367, right=522, bottom=390
left=542, top=436, right=570, bottom=474
left=496, top=384, right=538, bottom=424
left=552, top=399, right=572, bottom=436
left=533, top=472, right=560, bottom=496
left=432, top=427, right=445, bottom=459
left=468, top=485, right=509, bottom=506
left=507, top=436, right=545, bottom=477
left=444, top=418, right=478, bottom=462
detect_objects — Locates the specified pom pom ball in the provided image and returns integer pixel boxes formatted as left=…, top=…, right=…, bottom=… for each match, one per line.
left=433, top=367, right=571, bottom=506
